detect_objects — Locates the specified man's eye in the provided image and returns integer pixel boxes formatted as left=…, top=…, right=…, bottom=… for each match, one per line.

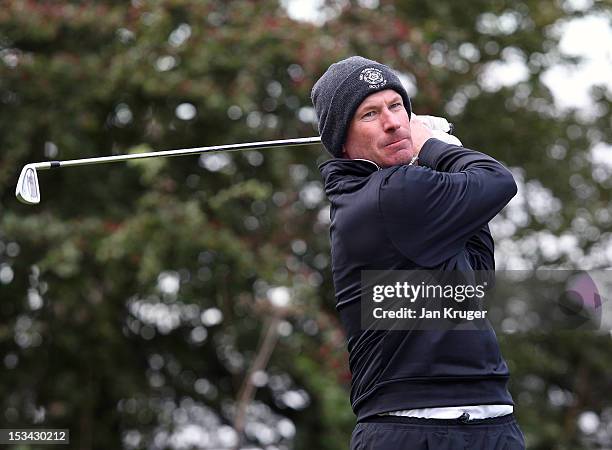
left=362, top=111, right=376, bottom=119
left=390, top=102, right=402, bottom=109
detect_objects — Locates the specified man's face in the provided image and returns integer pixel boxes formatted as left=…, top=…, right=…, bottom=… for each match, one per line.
left=343, top=89, right=414, bottom=168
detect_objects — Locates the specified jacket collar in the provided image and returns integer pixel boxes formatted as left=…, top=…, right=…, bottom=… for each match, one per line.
left=319, top=158, right=380, bottom=176
left=352, top=158, right=381, bottom=171
left=319, top=158, right=381, bottom=196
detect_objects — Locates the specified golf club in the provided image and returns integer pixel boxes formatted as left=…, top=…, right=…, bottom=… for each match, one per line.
left=16, top=115, right=456, bottom=205
left=15, top=137, right=322, bottom=205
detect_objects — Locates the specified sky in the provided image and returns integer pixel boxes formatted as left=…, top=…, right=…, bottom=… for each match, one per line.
left=543, top=13, right=612, bottom=111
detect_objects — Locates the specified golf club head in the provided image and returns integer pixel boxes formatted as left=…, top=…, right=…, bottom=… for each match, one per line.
left=16, top=164, right=41, bottom=204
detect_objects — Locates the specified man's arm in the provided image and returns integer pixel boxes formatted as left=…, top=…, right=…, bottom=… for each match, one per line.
left=414, top=126, right=497, bottom=270
left=378, top=138, right=516, bottom=267
left=466, top=225, right=495, bottom=270
left=423, top=135, right=500, bottom=271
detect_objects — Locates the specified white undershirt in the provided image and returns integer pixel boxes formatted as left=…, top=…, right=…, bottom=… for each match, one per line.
left=380, top=405, right=513, bottom=419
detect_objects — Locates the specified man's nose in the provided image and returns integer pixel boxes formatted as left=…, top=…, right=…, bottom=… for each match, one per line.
left=381, top=108, right=401, bottom=131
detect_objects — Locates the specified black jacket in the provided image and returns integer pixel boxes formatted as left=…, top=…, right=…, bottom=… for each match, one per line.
left=319, top=138, right=518, bottom=421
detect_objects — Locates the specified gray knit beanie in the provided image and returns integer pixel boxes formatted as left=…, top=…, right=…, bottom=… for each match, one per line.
left=311, top=56, right=412, bottom=158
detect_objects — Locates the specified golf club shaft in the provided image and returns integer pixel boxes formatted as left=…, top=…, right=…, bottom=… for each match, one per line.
left=29, top=136, right=322, bottom=171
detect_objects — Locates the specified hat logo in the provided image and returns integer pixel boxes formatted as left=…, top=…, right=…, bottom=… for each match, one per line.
left=359, top=68, right=387, bottom=89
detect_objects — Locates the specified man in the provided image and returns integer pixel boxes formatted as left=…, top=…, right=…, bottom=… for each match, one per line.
left=311, top=56, right=525, bottom=449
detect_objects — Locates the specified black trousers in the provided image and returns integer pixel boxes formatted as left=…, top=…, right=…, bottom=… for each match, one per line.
left=350, top=414, right=525, bottom=450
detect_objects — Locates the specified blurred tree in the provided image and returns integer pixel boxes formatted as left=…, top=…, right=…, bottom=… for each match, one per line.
left=0, top=0, right=610, bottom=449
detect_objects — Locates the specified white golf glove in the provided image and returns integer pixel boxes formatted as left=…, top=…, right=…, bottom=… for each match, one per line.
left=412, top=113, right=463, bottom=147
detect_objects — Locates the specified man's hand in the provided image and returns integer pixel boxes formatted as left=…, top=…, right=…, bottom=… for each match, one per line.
left=410, top=118, right=434, bottom=157
left=411, top=114, right=463, bottom=152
